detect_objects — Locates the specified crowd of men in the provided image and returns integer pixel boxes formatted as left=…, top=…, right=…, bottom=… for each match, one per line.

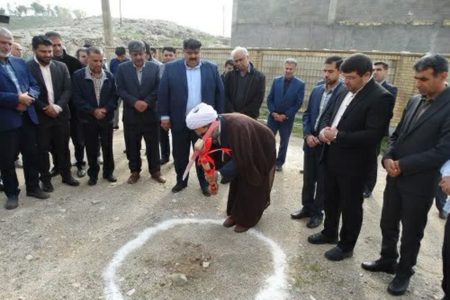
left=0, top=26, right=449, bottom=298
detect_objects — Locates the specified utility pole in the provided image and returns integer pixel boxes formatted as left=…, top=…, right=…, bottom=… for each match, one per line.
left=101, top=0, right=113, bottom=47
left=119, top=0, right=122, bottom=27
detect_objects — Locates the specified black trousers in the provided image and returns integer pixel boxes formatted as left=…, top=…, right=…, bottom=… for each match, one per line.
left=443, top=215, right=450, bottom=299
left=83, top=122, right=114, bottom=179
left=301, top=144, right=325, bottom=217
left=124, top=122, right=160, bottom=175
left=322, top=166, right=365, bottom=252
left=159, top=126, right=171, bottom=161
left=380, top=177, right=434, bottom=277
left=70, top=115, right=86, bottom=169
left=0, top=114, right=40, bottom=197
left=37, top=120, right=71, bottom=182
left=172, top=127, right=207, bottom=188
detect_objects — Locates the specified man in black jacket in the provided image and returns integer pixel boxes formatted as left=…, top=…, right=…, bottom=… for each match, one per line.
left=362, top=54, right=450, bottom=296
left=72, top=47, right=118, bottom=185
left=27, top=35, right=79, bottom=192
left=307, top=54, right=394, bottom=261
left=224, top=47, right=265, bottom=119
left=45, top=31, right=86, bottom=178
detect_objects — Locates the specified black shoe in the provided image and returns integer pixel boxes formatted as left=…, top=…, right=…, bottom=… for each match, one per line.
left=50, top=167, right=59, bottom=177
left=160, top=157, right=169, bottom=165
left=4, top=195, right=18, bottom=210
left=172, top=183, right=187, bottom=193
left=113, top=125, right=119, bottom=130
left=103, top=174, right=117, bottom=183
left=41, top=181, right=54, bottom=193
left=307, top=232, right=338, bottom=244
left=88, top=177, right=97, bottom=186
left=26, top=188, right=50, bottom=200
left=361, top=259, right=397, bottom=274
left=387, top=275, right=410, bottom=296
left=291, top=209, right=311, bottom=219
left=62, top=176, right=80, bottom=186
left=201, top=186, right=211, bottom=197
left=324, top=246, right=353, bottom=261
left=439, top=210, right=447, bottom=220
left=363, top=190, right=372, bottom=198
left=76, top=168, right=86, bottom=178
left=307, top=215, right=323, bottom=229
left=220, top=177, right=231, bottom=184
left=275, top=165, right=283, bottom=172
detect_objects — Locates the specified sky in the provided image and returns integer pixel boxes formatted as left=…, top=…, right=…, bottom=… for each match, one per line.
left=5, top=0, right=234, bottom=36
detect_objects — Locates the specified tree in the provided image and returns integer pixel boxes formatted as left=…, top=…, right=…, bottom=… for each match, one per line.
left=73, top=9, right=87, bottom=20
left=30, top=2, right=46, bottom=16
left=16, top=5, right=28, bottom=16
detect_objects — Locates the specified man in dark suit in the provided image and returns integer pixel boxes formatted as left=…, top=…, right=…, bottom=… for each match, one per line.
left=363, top=61, right=399, bottom=198
left=267, top=58, right=305, bottom=172
left=159, top=38, right=224, bottom=195
left=27, top=35, right=79, bottom=192
left=116, top=40, right=165, bottom=185
left=291, top=56, right=344, bottom=228
left=362, top=54, right=450, bottom=296
left=224, top=46, right=265, bottom=119
left=46, top=31, right=86, bottom=178
left=439, top=162, right=450, bottom=300
left=159, top=46, right=177, bottom=165
left=72, top=47, right=118, bottom=185
left=0, top=28, right=49, bottom=209
left=307, top=54, right=394, bottom=261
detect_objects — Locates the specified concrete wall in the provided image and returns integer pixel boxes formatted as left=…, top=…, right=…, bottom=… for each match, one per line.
left=231, top=0, right=450, bottom=53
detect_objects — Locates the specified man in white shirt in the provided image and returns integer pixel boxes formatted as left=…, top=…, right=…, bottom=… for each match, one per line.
left=27, top=35, right=79, bottom=192
left=307, top=53, right=394, bottom=263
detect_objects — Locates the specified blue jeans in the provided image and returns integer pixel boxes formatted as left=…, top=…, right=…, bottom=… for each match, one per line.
left=267, top=116, right=294, bottom=167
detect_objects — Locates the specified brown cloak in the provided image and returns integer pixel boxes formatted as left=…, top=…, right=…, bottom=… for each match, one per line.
left=221, top=113, right=276, bottom=228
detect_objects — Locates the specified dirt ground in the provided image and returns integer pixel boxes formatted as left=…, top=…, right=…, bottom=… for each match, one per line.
left=0, top=128, right=446, bottom=300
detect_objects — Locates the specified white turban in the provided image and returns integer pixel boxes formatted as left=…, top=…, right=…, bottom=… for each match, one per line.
left=186, top=103, right=218, bottom=130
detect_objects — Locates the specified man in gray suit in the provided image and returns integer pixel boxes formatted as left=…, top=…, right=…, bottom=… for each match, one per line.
left=362, top=54, right=450, bottom=296
left=115, top=40, right=165, bottom=184
left=27, top=35, right=79, bottom=192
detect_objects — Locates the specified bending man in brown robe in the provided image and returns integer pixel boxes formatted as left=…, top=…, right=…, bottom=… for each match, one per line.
left=186, top=103, right=276, bottom=233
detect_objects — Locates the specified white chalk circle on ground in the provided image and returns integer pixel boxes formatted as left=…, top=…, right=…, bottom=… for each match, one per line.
left=103, top=218, right=288, bottom=300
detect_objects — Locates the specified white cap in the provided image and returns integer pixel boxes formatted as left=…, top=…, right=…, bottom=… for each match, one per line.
left=186, top=103, right=218, bottom=130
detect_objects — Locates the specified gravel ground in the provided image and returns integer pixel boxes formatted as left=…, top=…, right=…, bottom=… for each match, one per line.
left=0, top=128, right=446, bottom=300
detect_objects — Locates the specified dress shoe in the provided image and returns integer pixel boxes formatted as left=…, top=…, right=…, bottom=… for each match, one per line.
left=103, top=174, right=117, bottom=183
left=275, top=165, right=283, bottom=172
left=88, top=177, right=97, bottom=186
left=50, top=167, right=59, bottom=177
left=127, top=172, right=140, bottom=184
left=4, top=195, right=18, bottom=210
left=324, top=246, right=353, bottom=261
left=76, top=168, right=86, bottom=178
left=201, top=186, right=211, bottom=197
left=361, top=259, right=397, bottom=274
left=387, top=275, right=410, bottom=296
left=160, top=157, right=169, bottom=165
left=307, top=232, right=338, bottom=244
left=41, top=181, right=54, bottom=193
left=439, top=210, right=447, bottom=220
left=306, top=215, right=323, bottom=229
left=363, top=190, right=372, bottom=198
left=234, top=224, right=249, bottom=233
left=223, top=216, right=236, bottom=228
left=220, top=177, right=231, bottom=184
left=291, top=209, right=311, bottom=220
left=26, top=188, right=50, bottom=200
left=151, top=173, right=166, bottom=184
left=113, top=125, right=119, bottom=130
left=172, top=182, right=187, bottom=193
left=62, top=176, right=80, bottom=186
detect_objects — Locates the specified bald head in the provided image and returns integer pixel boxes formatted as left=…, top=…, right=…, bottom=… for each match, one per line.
left=11, top=42, right=23, bottom=58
